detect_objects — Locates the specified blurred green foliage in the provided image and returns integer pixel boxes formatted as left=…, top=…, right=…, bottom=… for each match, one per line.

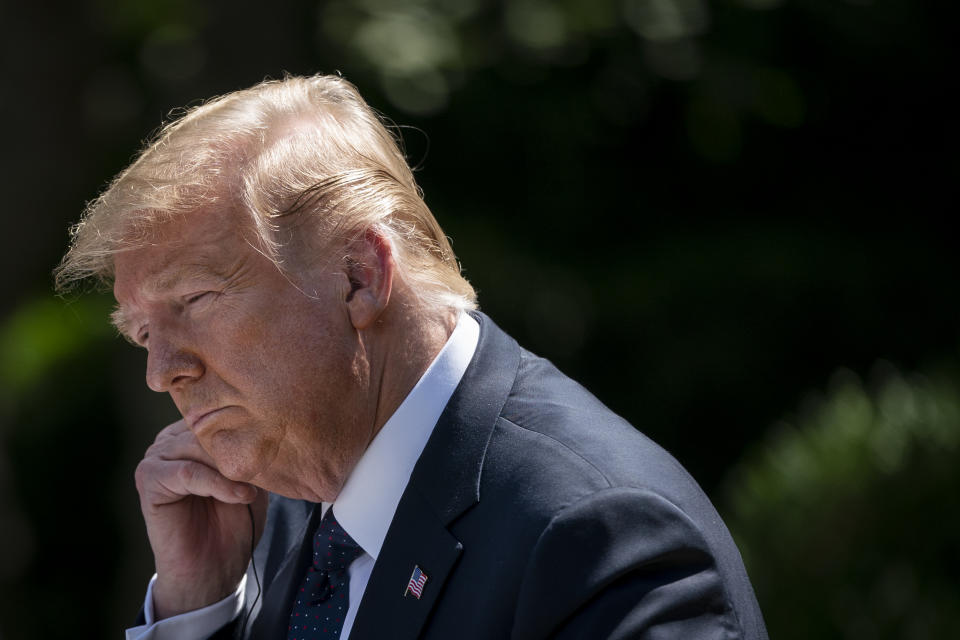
left=0, top=295, right=112, bottom=408
left=0, top=294, right=126, bottom=638
left=723, top=364, right=960, bottom=638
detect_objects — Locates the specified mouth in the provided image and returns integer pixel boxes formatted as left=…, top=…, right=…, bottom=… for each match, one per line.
left=187, top=406, right=233, bottom=432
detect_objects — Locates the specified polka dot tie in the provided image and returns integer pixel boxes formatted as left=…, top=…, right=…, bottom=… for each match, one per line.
left=286, top=509, right=363, bottom=640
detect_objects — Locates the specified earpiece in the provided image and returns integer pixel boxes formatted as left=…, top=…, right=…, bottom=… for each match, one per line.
left=239, top=503, right=262, bottom=638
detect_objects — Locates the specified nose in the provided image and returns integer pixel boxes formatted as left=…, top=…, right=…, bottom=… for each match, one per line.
left=145, top=333, right=204, bottom=392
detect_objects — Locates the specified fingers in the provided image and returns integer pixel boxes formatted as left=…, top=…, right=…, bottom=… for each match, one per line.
left=136, top=456, right=257, bottom=507
left=136, top=419, right=256, bottom=509
left=146, top=426, right=217, bottom=468
left=154, top=418, right=191, bottom=441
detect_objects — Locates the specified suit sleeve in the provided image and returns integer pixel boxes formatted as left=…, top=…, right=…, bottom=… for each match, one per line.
left=511, top=487, right=745, bottom=640
left=125, top=575, right=245, bottom=640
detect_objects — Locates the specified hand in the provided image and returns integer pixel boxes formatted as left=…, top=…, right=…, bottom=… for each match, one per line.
left=134, top=419, right=269, bottom=620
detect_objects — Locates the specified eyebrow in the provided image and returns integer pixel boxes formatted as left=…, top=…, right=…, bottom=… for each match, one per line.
left=111, top=303, right=148, bottom=345
left=151, top=261, right=226, bottom=293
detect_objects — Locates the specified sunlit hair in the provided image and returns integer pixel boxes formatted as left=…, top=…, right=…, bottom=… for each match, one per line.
left=55, top=73, right=477, bottom=313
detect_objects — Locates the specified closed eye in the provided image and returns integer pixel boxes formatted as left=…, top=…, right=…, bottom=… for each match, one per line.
left=186, top=291, right=212, bottom=304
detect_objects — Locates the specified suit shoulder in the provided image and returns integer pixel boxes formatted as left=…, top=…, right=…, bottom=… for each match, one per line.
left=495, top=348, right=706, bottom=507
left=513, top=486, right=753, bottom=639
left=479, top=349, right=767, bottom=639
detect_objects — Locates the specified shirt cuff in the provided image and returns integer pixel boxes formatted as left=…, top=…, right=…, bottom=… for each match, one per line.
left=125, top=573, right=246, bottom=640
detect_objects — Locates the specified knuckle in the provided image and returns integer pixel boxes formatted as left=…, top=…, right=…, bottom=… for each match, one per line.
left=154, top=420, right=185, bottom=442
left=176, top=461, right=197, bottom=486
left=134, top=458, right=160, bottom=496
left=134, top=463, right=145, bottom=492
left=173, top=430, right=198, bottom=447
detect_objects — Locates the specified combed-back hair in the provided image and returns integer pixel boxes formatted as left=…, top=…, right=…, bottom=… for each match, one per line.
left=55, top=74, right=477, bottom=313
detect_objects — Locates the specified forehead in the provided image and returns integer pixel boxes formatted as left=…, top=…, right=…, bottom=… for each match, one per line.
left=112, top=208, right=248, bottom=300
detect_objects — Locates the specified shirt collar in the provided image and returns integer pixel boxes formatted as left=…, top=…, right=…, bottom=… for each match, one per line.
left=329, top=312, right=480, bottom=560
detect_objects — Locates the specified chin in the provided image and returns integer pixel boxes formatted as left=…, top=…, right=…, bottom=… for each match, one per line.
left=216, top=456, right=263, bottom=482
left=205, top=430, right=274, bottom=482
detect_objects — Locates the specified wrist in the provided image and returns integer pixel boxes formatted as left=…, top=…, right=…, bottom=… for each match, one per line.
left=152, top=574, right=242, bottom=620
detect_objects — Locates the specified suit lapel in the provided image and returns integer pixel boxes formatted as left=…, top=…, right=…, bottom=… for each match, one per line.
left=349, top=312, right=521, bottom=639
left=347, top=488, right=463, bottom=640
left=247, top=498, right=322, bottom=638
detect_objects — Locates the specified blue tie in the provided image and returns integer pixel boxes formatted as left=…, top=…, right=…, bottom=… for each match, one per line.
left=286, top=509, right=363, bottom=640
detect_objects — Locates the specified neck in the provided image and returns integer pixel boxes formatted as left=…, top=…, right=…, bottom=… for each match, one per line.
left=366, top=304, right=458, bottom=439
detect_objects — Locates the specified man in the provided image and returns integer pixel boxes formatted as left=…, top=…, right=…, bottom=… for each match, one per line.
left=57, top=74, right=767, bottom=639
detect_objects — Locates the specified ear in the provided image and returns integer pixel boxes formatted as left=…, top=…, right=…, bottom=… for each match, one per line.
left=344, top=228, right=395, bottom=330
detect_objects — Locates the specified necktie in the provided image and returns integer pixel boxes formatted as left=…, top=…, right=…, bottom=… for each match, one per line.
left=286, top=509, right=364, bottom=640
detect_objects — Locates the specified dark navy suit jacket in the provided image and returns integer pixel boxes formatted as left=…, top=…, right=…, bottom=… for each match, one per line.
left=225, top=313, right=768, bottom=639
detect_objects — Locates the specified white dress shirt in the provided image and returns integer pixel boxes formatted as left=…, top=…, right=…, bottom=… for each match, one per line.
left=126, top=313, right=480, bottom=640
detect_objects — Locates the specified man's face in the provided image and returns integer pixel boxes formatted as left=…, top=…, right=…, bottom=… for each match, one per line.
left=112, top=206, right=377, bottom=501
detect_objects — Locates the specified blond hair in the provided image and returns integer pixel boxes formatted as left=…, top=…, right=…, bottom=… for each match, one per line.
left=55, top=74, right=477, bottom=313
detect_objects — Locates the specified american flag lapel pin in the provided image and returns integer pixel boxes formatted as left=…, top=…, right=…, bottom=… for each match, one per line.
left=404, top=565, right=429, bottom=599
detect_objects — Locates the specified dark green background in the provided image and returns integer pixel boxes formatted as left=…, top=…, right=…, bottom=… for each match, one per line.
left=1, top=0, right=957, bottom=637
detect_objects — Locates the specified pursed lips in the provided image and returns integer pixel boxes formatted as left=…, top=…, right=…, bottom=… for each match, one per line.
left=185, top=406, right=231, bottom=432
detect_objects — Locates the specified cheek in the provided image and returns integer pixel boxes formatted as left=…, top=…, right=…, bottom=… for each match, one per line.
left=208, top=297, right=362, bottom=408
left=209, top=293, right=302, bottom=359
